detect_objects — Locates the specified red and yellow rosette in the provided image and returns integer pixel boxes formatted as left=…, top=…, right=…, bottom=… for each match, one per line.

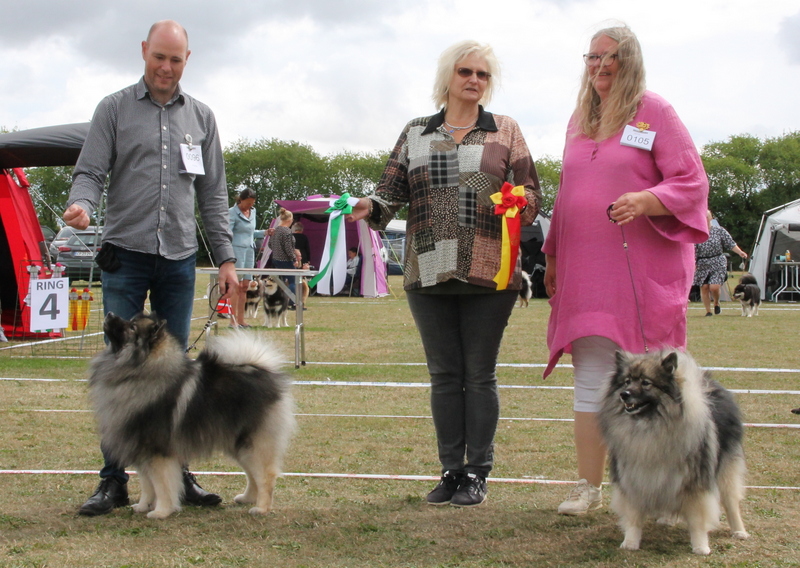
left=490, top=182, right=527, bottom=290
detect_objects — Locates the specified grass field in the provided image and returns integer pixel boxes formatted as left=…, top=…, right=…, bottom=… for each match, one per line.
left=1, top=274, right=799, bottom=567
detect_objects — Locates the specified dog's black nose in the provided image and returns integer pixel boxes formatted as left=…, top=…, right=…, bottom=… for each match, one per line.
left=620, top=390, right=631, bottom=401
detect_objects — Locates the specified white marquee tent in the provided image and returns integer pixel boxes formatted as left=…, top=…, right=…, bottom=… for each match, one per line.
left=749, top=198, right=800, bottom=300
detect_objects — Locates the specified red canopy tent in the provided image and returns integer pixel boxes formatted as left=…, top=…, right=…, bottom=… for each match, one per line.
left=0, top=123, right=90, bottom=338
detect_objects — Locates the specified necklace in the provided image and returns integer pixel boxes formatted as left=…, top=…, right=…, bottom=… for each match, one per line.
left=444, top=120, right=476, bottom=134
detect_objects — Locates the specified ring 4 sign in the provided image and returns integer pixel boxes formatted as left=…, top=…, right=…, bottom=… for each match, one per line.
left=29, top=277, right=69, bottom=332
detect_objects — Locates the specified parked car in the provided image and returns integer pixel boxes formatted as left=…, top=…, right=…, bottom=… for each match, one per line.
left=55, top=230, right=103, bottom=283
left=382, top=237, right=404, bottom=276
left=39, top=225, right=57, bottom=262
left=49, top=225, right=99, bottom=258
left=40, top=225, right=56, bottom=246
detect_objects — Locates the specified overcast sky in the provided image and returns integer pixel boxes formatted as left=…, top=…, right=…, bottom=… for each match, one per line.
left=2, top=0, right=799, bottom=161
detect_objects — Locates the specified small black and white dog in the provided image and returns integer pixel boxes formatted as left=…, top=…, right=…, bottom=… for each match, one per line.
left=517, top=270, right=533, bottom=308
left=244, top=279, right=263, bottom=319
left=732, top=274, right=760, bottom=317
left=261, top=276, right=289, bottom=328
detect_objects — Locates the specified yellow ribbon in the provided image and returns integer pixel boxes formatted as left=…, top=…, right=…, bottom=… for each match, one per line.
left=489, top=183, right=526, bottom=290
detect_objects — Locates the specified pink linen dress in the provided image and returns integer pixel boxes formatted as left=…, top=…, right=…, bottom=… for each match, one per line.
left=543, top=91, right=709, bottom=378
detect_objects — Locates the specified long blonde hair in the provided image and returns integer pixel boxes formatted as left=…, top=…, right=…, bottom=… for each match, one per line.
left=575, top=25, right=646, bottom=141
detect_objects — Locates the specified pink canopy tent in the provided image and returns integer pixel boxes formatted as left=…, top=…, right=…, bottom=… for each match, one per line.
left=261, top=196, right=389, bottom=298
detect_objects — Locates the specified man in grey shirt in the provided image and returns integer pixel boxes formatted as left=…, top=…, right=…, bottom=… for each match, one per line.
left=64, top=20, right=239, bottom=516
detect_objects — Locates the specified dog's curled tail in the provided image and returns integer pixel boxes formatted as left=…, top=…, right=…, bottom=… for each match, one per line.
left=204, top=331, right=286, bottom=377
left=740, top=273, right=757, bottom=286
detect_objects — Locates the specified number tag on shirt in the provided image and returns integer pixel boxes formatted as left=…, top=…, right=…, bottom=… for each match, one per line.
left=180, top=143, right=205, bottom=175
left=620, top=124, right=656, bottom=151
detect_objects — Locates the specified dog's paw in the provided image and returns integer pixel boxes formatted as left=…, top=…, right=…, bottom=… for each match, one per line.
left=619, top=540, right=640, bottom=551
left=132, top=502, right=152, bottom=513
left=248, top=506, right=270, bottom=516
left=732, top=530, right=750, bottom=540
left=146, top=508, right=178, bottom=519
left=656, top=515, right=679, bottom=526
left=692, top=545, right=711, bottom=555
left=234, top=493, right=255, bottom=505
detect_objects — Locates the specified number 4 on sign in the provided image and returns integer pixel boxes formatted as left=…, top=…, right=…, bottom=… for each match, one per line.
left=29, top=277, right=69, bottom=332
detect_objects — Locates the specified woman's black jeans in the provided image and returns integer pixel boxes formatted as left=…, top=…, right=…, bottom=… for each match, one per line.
left=407, top=289, right=517, bottom=478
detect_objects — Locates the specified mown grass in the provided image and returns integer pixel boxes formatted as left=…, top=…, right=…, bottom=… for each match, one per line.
left=0, top=274, right=799, bottom=567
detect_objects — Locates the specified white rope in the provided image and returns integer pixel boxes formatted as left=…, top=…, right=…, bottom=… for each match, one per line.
left=0, top=469, right=796, bottom=490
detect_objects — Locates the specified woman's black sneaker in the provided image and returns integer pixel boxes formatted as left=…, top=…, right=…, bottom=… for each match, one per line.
left=450, top=473, right=487, bottom=507
left=426, top=471, right=464, bottom=505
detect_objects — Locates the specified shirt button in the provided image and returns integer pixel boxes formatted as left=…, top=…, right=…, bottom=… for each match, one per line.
left=161, top=206, right=165, bottom=211
left=162, top=126, right=167, bottom=130
left=162, top=185, right=166, bottom=189
left=163, top=164, right=167, bottom=169
left=163, top=145, right=167, bottom=150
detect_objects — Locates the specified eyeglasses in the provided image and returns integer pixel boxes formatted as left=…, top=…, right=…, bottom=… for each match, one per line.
left=583, top=53, right=618, bottom=66
left=457, top=67, right=491, bottom=81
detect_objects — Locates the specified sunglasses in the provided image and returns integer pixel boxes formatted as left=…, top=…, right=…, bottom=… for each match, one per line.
left=457, top=67, right=491, bottom=81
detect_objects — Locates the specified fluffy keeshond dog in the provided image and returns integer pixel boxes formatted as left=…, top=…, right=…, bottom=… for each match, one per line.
left=89, top=312, right=295, bottom=519
left=598, top=350, right=749, bottom=555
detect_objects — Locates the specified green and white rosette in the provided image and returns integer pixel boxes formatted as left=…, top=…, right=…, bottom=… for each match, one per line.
left=308, top=193, right=360, bottom=296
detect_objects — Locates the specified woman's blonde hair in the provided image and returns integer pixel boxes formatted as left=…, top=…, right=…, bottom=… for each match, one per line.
left=278, top=207, right=293, bottom=222
left=575, top=25, right=646, bottom=141
left=431, top=40, right=500, bottom=110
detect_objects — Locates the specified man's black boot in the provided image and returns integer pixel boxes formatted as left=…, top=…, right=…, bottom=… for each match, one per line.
left=78, top=477, right=130, bottom=516
left=182, top=470, right=222, bottom=506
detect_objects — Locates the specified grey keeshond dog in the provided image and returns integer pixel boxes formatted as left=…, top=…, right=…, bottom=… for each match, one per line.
left=598, top=350, right=749, bottom=555
left=89, top=312, right=295, bottom=519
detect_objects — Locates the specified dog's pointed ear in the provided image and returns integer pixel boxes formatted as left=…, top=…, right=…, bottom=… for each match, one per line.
left=146, top=313, right=168, bottom=345
left=614, top=350, right=629, bottom=369
left=661, top=351, right=679, bottom=376
left=155, top=318, right=167, bottom=339
left=103, top=312, right=127, bottom=352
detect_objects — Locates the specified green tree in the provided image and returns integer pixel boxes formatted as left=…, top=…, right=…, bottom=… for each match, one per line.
left=701, top=131, right=800, bottom=254
left=325, top=150, right=407, bottom=218
left=325, top=151, right=388, bottom=196
left=701, top=135, right=764, bottom=252
left=534, top=155, right=561, bottom=215
left=758, top=131, right=800, bottom=207
left=224, top=138, right=330, bottom=227
left=24, top=165, right=74, bottom=230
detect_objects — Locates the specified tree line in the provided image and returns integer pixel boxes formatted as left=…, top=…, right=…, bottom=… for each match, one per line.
left=24, top=131, right=800, bottom=254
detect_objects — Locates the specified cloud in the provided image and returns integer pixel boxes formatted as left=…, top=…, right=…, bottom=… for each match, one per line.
left=3, top=0, right=800, bottom=159
left=778, top=11, right=800, bottom=64
left=3, top=0, right=394, bottom=74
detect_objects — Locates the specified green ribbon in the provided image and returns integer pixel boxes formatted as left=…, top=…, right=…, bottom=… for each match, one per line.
left=309, top=193, right=353, bottom=289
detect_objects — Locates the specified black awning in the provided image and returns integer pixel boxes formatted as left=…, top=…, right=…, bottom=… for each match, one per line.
left=0, top=122, right=90, bottom=169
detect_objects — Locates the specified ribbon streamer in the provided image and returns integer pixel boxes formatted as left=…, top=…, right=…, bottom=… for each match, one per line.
left=490, top=182, right=527, bottom=290
left=309, top=193, right=361, bottom=295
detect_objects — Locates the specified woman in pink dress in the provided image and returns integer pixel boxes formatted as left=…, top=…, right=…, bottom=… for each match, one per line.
left=543, top=25, right=709, bottom=515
